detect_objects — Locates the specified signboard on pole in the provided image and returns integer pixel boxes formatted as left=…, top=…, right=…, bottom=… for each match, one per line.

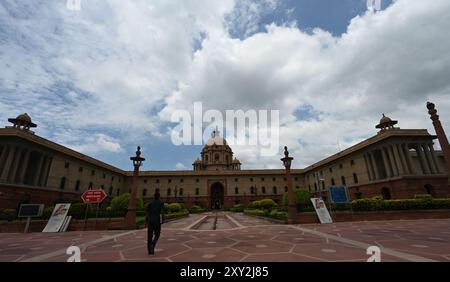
left=329, top=186, right=350, bottom=204
left=81, top=189, right=107, bottom=204
left=311, top=198, right=333, bottom=224
left=43, top=203, right=71, bottom=233
left=18, top=204, right=44, bottom=218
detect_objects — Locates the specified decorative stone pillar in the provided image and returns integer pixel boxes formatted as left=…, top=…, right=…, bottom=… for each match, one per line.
left=427, top=102, right=450, bottom=186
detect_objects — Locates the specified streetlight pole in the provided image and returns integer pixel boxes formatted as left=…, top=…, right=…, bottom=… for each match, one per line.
left=125, top=146, right=145, bottom=229
left=281, top=146, right=296, bottom=224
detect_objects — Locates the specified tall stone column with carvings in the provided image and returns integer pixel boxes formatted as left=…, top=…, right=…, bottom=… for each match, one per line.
left=427, top=102, right=450, bottom=186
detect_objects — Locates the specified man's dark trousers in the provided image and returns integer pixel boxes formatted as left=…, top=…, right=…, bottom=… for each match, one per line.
left=148, top=219, right=161, bottom=253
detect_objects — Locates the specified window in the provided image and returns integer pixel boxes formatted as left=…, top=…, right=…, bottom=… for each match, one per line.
left=155, top=188, right=160, bottom=194
left=143, top=189, right=147, bottom=196
left=272, top=186, right=277, bottom=194
left=156, top=179, right=160, bottom=183
left=79, top=167, right=83, bottom=172
left=350, top=160, right=355, bottom=166
left=339, top=164, right=343, bottom=169
left=75, top=180, right=80, bottom=191
left=64, top=162, right=69, bottom=169
left=341, top=176, right=346, bottom=186
left=353, top=173, right=359, bottom=184
left=179, top=188, right=184, bottom=196
left=314, top=183, right=317, bottom=192
left=196, top=188, right=199, bottom=195
left=250, top=178, right=253, bottom=182
left=103, top=173, right=106, bottom=179
left=111, top=176, right=114, bottom=181
left=101, top=185, right=104, bottom=189
left=144, top=179, right=148, bottom=184
left=91, top=170, right=95, bottom=176
left=272, top=177, right=276, bottom=181
left=261, top=177, right=265, bottom=181
left=167, top=188, right=171, bottom=196
left=262, top=186, right=266, bottom=194
left=196, top=179, right=199, bottom=183
left=329, top=167, right=333, bottom=173
left=235, top=187, right=239, bottom=194
left=283, top=177, right=287, bottom=181
left=116, top=188, right=120, bottom=196
left=250, top=187, right=255, bottom=194
left=59, top=177, right=66, bottom=190
left=235, top=178, right=238, bottom=182
left=109, top=186, right=113, bottom=195
left=215, top=153, right=220, bottom=161
left=285, top=186, right=288, bottom=192
left=294, top=177, right=298, bottom=181
left=381, top=187, right=391, bottom=200
left=168, top=179, right=171, bottom=183
left=89, top=182, right=93, bottom=189
left=331, top=178, right=336, bottom=186
left=180, top=179, right=184, bottom=183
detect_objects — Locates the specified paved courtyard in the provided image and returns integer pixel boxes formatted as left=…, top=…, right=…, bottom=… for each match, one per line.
left=1, top=212, right=449, bottom=262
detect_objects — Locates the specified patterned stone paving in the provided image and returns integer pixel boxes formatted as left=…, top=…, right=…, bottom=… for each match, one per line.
left=0, top=213, right=449, bottom=262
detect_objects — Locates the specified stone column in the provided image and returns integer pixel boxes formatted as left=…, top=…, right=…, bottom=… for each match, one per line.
left=381, top=148, right=393, bottom=178
left=0, top=145, right=10, bottom=178
left=416, top=144, right=430, bottom=174
left=7, top=147, right=22, bottom=182
left=392, top=144, right=405, bottom=175
left=364, top=154, right=373, bottom=181
left=369, top=151, right=379, bottom=180
left=387, top=145, right=399, bottom=176
left=402, top=144, right=414, bottom=174
left=422, top=143, right=437, bottom=174
left=429, top=144, right=441, bottom=174
left=33, top=154, right=46, bottom=186
left=17, top=149, right=31, bottom=184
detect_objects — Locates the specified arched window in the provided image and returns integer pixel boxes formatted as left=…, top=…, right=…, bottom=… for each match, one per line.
left=167, top=188, right=171, bottom=196
left=235, top=187, right=239, bottom=194
left=381, top=187, right=391, bottom=200
left=262, top=186, right=266, bottom=194
left=196, top=188, right=200, bottom=195
left=331, top=178, right=335, bottom=186
left=424, top=184, right=434, bottom=196
left=273, top=186, right=277, bottom=194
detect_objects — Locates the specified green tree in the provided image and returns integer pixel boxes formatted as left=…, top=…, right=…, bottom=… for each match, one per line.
left=110, top=193, right=143, bottom=213
left=283, top=188, right=313, bottom=210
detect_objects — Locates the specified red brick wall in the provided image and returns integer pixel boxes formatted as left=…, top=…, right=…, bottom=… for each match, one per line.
left=294, top=209, right=450, bottom=224
left=348, top=176, right=449, bottom=200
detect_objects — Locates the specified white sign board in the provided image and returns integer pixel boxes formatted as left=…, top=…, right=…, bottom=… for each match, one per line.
left=43, top=203, right=71, bottom=233
left=311, top=198, right=333, bottom=224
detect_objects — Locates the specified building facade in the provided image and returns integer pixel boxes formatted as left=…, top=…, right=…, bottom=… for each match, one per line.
left=0, top=113, right=448, bottom=210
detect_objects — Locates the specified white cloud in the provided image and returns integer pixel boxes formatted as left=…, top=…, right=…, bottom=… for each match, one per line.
left=175, top=163, right=187, bottom=170
left=161, top=0, right=450, bottom=168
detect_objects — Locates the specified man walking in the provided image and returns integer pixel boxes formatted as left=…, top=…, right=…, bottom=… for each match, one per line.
left=146, top=192, right=164, bottom=255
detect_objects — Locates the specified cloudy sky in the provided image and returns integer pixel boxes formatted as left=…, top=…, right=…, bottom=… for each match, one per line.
left=1, top=0, right=449, bottom=171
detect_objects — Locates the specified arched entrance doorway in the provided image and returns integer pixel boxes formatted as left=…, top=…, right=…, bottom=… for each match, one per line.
left=210, top=182, right=224, bottom=210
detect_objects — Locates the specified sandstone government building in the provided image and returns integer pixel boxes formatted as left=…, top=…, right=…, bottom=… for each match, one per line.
left=0, top=113, right=448, bottom=210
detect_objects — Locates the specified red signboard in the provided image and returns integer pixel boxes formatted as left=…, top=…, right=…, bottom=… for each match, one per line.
left=81, top=189, right=107, bottom=204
